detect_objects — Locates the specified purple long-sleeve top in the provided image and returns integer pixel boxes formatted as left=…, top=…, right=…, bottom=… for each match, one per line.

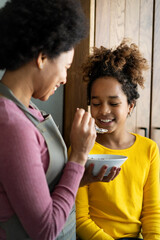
left=0, top=97, right=84, bottom=240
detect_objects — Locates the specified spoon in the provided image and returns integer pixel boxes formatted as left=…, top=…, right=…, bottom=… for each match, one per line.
left=95, top=124, right=108, bottom=134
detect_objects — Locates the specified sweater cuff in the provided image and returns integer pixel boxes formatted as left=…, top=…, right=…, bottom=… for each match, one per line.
left=58, top=161, right=85, bottom=193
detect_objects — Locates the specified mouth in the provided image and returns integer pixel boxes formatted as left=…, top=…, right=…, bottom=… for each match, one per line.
left=100, top=119, right=113, bottom=123
left=54, top=85, right=60, bottom=92
left=97, top=118, right=115, bottom=127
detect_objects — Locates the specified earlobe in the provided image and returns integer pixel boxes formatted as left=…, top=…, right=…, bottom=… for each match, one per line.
left=130, top=101, right=135, bottom=111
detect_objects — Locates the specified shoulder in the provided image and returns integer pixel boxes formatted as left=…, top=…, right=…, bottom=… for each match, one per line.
left=0, top=98, right=41, bottom=139
left=134, top=133, right=157, bottom=146
left=134, top=133, right=159, bottom=155
left=0, top=98, right=46, bottom=166
left=0, top=98, right=28, bottom=122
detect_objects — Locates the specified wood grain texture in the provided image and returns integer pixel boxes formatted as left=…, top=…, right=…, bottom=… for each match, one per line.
left=95, top=0, right=111, bottom=47
left=109, top=0, right=125, bottom=47
left=125, top=0, right=140, bottom=44
left=63, top=0, right=91, bottom=148
left=125, top=0, right=140, bottom=134
left=136, top=0, right=153, bottom=137
left=151, top=0, right=160, bottom=148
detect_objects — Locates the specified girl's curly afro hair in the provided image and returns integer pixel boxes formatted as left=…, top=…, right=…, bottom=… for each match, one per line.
left=82, top=39, right=149, bottom=105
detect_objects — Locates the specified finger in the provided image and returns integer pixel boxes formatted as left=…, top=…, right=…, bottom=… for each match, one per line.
left=95, top=165, right=108, bottom=181
left=85, top=163, right=95, bottom=175
left=111, top=168, right=121, bottom=180
left=88, top=119, right=97, bottom=141
left=88, top=117, right=96, bottom=131
left=72, top=108, right=85, bottom=127
left=81, top=111, right=92, bottom=126
left=109, top=167, right=117, bottom=180
left=103, top=167, right=117, bottom=182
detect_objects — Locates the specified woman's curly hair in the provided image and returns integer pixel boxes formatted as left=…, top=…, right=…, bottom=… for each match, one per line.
left=0, top=0, right=88, bottom=70
left=82, top=39, right=149, bottom=105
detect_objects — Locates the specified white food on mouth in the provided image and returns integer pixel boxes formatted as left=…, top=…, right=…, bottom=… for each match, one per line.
left=95, top=124, right=108, bottom=134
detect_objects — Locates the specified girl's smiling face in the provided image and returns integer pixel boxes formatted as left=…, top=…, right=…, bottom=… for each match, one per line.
left=90, top=76, right=133, bottom=134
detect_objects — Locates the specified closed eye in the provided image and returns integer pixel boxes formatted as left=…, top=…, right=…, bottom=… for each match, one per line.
left=110, top=103, right=121, bottom=106
left=92, top=103, right=101, bottom=106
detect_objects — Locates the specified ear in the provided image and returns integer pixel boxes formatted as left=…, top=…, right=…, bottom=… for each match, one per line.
left=128, top=101, right=135, bottom=114
left=36, top=53, right=47, bottom=70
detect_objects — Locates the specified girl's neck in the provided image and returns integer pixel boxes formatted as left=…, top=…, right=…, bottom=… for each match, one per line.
left=96, top=130, right=136, bottom=150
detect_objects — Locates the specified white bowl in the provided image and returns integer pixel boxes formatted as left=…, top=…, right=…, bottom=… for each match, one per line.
left=86, top=154, right=128, bottom=176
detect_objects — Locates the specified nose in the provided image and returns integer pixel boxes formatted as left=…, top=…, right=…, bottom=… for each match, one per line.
left=60, top=77, right=67, bottom=85
left=60, top=71, right=67, bottom=85
left=61, top=80, right=66, bottom=85
left=99, top=103, right=111, bottom=115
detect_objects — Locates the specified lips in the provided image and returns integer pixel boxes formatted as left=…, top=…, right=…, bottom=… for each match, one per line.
left=54, top=85, right=60, bottom=91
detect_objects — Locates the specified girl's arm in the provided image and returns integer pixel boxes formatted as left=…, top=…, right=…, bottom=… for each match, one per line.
left=140, top=142, right=160, bottom=239
left=76, top=185, right=114, bottom=240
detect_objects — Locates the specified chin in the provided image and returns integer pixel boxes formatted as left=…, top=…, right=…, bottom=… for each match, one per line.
left=39, top=95, right=50, bottom=101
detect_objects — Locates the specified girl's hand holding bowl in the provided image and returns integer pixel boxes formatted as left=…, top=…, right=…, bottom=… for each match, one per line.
left=80, top=154, right=127, bottom=186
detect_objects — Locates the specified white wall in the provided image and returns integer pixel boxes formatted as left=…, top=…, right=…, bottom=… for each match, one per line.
left=0, top=0, right=64, bottom=133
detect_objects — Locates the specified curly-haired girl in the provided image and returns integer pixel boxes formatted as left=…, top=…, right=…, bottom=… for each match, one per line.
left=76, top=40, right=160, bottom=240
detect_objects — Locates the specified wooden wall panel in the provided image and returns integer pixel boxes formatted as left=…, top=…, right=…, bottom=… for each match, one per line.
left=63, top=0, right=91, bottom=148
left=95, top=0, right=111, bottom=47
left=137, top=0, right=153, bottom=137
left=151, top=0, right=160, bottom=148
left=124, top=0, right=140, bottom=134
left=95, top=0, right=125, bottom=48
left=125, top=0, right=140, bottom=44
left=109, top=0, right=125, bottom=47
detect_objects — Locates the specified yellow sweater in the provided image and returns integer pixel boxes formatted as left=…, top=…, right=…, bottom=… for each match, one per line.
left=76, top=134, right=160, bottom=240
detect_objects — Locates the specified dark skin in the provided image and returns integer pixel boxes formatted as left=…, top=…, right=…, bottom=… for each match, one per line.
left=80, top=164, right=121, bottom=187
left=80, top=76, right=136, bottom=187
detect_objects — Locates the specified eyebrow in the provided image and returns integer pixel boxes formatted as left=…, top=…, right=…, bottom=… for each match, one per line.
left=91, top=96, right=120, bottom=99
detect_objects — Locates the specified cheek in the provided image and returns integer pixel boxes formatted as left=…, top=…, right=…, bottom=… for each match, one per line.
left=62, top=69, right=67, bottom=79
left=118, top=106, right=129, bottom=118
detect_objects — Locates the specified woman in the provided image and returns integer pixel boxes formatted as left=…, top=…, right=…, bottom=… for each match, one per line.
left=76, top=40, right=160, bottom=239
left=0, top=0, right=97, bottom=239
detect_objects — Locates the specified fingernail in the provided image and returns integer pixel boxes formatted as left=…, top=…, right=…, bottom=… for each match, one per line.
left=104, top=165, right=107, bottom=169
